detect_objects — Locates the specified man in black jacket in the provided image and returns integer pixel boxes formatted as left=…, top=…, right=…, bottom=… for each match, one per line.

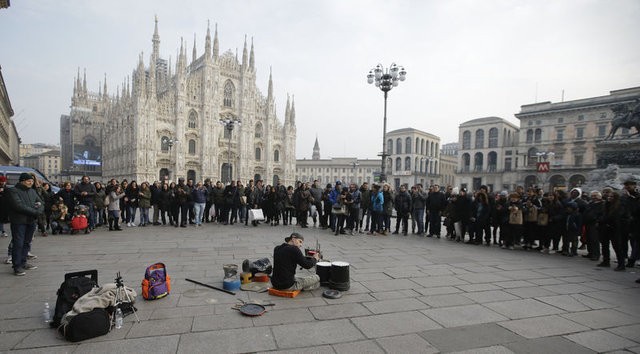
left=271, top=233, right=320, bottom=290
left=6, top=173, right=44, bottom=276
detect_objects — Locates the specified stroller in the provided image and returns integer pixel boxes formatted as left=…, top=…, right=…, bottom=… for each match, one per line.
left=70, top=204, right=90, bottom=234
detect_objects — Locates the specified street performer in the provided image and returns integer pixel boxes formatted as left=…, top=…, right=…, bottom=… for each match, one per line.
left=271, top=232, right=320, bottom=291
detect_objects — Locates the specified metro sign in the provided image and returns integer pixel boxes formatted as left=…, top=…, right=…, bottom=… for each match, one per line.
left=537, top=162, right=550, bottom=173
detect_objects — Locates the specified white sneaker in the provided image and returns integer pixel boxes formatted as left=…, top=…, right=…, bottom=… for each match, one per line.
left=27, top=252, right=37, bottom=260
left=1, top=232, right=7, bottom=237
left=5, top=256, right=11, bottom=264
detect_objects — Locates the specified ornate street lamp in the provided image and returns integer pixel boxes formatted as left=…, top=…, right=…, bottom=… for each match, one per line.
left=220, top=117, right=241, bottom=183
left=367, top=63, right=407, bottom=183
left=162, top=137, right=178, bottom=181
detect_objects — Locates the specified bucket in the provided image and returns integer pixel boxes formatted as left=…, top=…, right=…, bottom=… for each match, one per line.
left=329, top=261, right=350, bottom=291
left=316, top=261, right=331, bottom=286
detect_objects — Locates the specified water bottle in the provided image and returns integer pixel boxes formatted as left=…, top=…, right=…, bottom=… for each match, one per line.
left=114, top=308, right=123, bottom=329
left=43, top=302, right=51, bottom=324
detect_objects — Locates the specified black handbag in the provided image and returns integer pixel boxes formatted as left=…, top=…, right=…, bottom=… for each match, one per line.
left=62, top=307, right=111, bottom=342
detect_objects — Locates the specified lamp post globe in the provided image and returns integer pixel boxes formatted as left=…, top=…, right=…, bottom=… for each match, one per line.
left=367, top=63, right=407, bottom=183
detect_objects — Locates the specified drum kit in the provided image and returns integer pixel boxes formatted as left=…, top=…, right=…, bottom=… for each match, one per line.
left=306, top=239, right=351, bottom=295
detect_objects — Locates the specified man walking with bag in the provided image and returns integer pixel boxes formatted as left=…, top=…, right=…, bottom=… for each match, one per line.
left=6, top=173, right=44, bottom=276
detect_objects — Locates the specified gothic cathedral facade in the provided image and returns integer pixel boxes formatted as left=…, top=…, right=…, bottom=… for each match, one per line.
left=63, top=18, right=297, bottom=186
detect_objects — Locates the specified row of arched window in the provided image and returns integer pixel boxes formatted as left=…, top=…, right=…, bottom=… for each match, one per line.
left=461, top=151, right=499, bottom=172
left=461, top=127, right=513, bottom=149
left=387, top=137, right=439, bottom=157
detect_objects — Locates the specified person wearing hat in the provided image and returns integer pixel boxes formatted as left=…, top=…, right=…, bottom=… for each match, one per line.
left=271, top=233, right=320, bottom=290
left=5, top=173, right=44, bottom=276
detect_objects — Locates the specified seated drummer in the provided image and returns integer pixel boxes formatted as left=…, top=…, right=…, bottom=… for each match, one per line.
left=271, top=232, right=321, bottom=291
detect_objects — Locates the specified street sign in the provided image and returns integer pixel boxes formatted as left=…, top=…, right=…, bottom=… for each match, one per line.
left=537, top=162, right=550, bottom=173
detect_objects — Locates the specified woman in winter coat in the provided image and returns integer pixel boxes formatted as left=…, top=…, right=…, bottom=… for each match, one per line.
left=119, top=180, right=128, bottom=223
left=158, top=183, right=172, bottom=225
left=382, top=184, right=394, bottom=233
left=93, top=182, right=107, bottom=228
left=107, top=185, right=126, bottom=231
left=125, top=181, right=139, bottom=227
left=138, top=182, right=152, bottom=226
left=41, top=182, right=55, bottom=234
left=169, top=182, right=179, bottom=227
left=470, top=191, right=491, bottom=245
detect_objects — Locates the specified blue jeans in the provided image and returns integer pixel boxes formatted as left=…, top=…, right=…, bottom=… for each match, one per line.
left=194, top=203, right=205, bottom=225
left=128, top=206, right=138, bottom=224
left=140, top=207, right=150, bottom=225
left=413, top=208, right=425, bottom=234
left=10, top=223, right=36, bottom=271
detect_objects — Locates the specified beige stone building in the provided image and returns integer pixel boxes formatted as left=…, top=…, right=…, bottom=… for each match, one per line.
left=296, top=137, right=380, bottom=186
left=62, top=19, right=297, bottom=185
left=456, top=87, right=640, bottom=193
left=22, top=150, right=61, bottom=183
left=457, top=117, right=520, bottom=192
left=385, top=128, right=442, bottom=190
left=515, top=86, right=640, bottom=191
left=439, top=150, right=457, bottom=188
left=0, top=65, right=19, bottom=166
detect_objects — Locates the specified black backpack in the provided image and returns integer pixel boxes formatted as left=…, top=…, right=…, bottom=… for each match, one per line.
left=50, top=270, right=98, bottom=328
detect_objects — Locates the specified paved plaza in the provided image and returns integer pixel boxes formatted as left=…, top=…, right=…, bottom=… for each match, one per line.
left=1, top=221, right=640, bottom=353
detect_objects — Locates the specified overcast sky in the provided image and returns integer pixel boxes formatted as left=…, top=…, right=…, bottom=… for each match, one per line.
left=1, top=0, right=639, bottom=159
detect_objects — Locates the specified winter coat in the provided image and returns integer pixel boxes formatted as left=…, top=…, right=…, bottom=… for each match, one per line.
left=138, top=189, right=152, bottom=208
left=6, top=183, right=44, bottom=224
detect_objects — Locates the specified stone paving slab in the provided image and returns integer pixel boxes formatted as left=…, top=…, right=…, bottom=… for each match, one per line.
left=498, top=315, right=590, bottom=338
left=419, top=323, right=522, bottom=352
left=1, top=221, right=640, bottom=352
left=503, top=336, right=597, bottom=354
left=564, top=329, right=638, bottom=352
left=375, top=333, right=439, bottom=354
left=271, top=319, right=363, bottom=349
left=422, top=304, right=509, bottom=328
left=351, top=311, right=442, bottom=338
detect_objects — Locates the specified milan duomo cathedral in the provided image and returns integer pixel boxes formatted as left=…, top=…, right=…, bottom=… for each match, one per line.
left=61, top=18, right=297, bottom=186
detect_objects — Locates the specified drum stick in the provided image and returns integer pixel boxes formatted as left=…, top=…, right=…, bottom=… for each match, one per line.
left=185, top=278, right=236, bottom=295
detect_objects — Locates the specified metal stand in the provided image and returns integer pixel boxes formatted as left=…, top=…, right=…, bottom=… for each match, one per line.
left=114, top=272, right=140, bottom=324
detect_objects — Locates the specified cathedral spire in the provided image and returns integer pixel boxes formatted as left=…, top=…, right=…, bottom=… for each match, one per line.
left=267, top=66, right=273, bottom=102
left=149, top=52, right=157, bottom=95
left=213, top=23, right=219, bottom=61
left=82, top=68, right=87, bottom=94
left=249, top=37, right=255, bottom=71
left=192, top=33, right=197, bottom=64
left=152, top=15, right=160, bottom=63
left=103, top=73, right=108, bottom=99
left=205, top=20, right=211, bottom=59
left=290, top=95, right=296, bottom=125
left=136, top=52, right=145, bottom=95
left=241, top=35, right=248, bottom=69
left=285, top=93, right=290, bottom=124
left=312, top=136, right=320, bottom=160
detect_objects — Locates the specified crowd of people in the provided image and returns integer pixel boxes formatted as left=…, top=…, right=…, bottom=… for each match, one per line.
left=1, top=173, right=638, bottom=281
